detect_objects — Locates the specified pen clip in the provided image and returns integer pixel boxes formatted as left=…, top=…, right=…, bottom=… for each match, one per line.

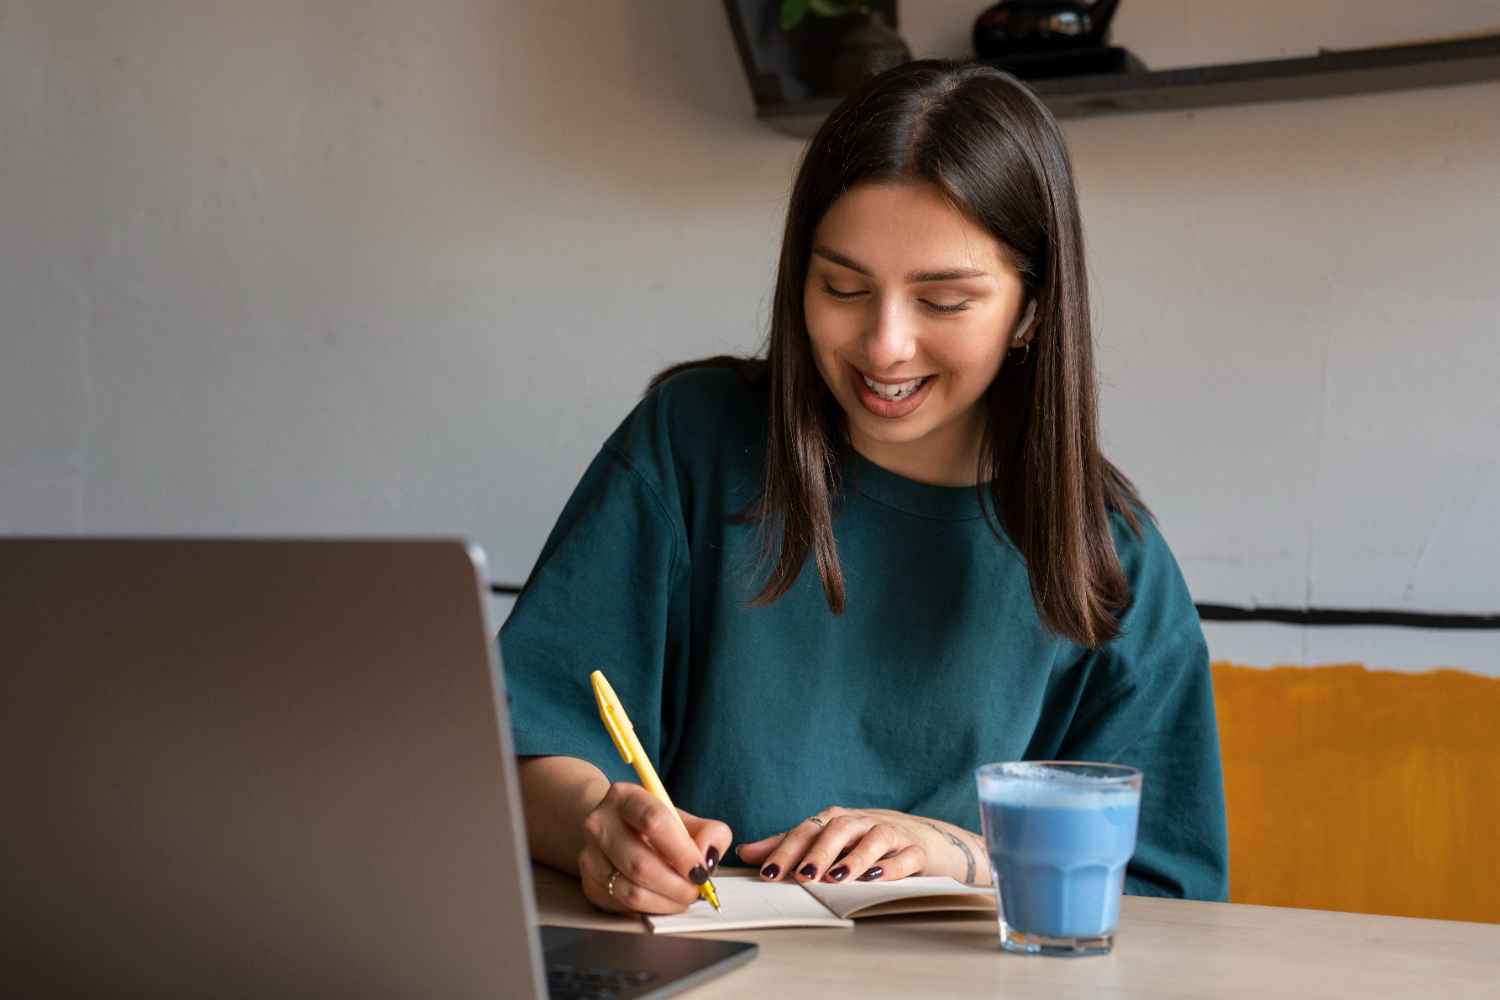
left=590, top=670, right=634, bottom=764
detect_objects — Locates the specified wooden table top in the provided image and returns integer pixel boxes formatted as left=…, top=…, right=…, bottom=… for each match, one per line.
left=532, top=864, right=1500, bottom=999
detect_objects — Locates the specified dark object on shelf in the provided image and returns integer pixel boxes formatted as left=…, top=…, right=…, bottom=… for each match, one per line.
left=830, top=10, right=912, bottom=94
left=722, top=0, right=900, bottom=106
left=986, top=44, right=1145, bottom=80
left=973, top=0, right=1123, bottom=59
left=745, top=34, right=1500, bottom=136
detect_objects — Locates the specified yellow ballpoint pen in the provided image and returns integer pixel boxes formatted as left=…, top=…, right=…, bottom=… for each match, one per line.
left=590, top=670, right=720, bottom=911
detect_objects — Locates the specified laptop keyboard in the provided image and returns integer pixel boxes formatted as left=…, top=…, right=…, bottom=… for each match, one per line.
left=546, top=963, right=656, bottom=1000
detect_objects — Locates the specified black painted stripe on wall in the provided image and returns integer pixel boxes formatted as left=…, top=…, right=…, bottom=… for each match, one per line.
left=490, top=583, right=1500, bottom=630
left=1193, top=604, right=1500, bottom=630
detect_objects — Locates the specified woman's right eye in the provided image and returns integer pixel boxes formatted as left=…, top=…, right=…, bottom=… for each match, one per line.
left=822, top=282, right=863, bottom=300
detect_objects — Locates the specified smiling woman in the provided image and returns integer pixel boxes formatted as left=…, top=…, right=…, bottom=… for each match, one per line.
left=501, top=62, right=1228, bottom=918
left=803, top=182, right=1029, bottom=485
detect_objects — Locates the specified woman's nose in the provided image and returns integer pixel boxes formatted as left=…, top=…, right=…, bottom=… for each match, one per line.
left=862, top=297, right=918, bottom=370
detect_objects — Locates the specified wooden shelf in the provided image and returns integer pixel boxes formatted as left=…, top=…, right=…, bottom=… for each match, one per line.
left=754, top=35, right=1500, bottom=137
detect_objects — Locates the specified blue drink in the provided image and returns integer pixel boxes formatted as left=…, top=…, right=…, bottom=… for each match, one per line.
left=976, top=762, right=1142, bottom=956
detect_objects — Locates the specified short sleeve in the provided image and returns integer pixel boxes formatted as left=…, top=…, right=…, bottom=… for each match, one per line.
left=1024, top=513, right=1231, bottom=902
left=498, top=428, right=692, bottom=785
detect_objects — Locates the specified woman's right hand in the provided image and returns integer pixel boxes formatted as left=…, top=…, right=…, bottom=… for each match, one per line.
left=577, top=781, right=732, bottom=915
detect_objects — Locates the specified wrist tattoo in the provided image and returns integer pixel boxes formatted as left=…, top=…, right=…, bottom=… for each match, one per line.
left=922, top=820, right=977, bottom=884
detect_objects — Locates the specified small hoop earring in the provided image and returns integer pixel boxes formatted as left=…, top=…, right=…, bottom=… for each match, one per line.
left=1008, top=341, right=1030, bottom=365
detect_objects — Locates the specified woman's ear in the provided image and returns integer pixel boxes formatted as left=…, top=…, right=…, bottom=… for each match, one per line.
left=1010, top=298, right=1038, bottom=345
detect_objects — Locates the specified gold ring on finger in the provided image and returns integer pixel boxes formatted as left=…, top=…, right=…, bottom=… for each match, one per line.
left=607, top=868, right=621, bottom=896
left=807, top=816, right=826, bottom=829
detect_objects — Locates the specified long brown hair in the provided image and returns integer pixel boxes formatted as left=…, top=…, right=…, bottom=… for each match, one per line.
left=654, top=61, right=1144, bottom=648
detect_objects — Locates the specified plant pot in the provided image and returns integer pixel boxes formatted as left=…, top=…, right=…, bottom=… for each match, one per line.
left=829, top=11, right=912, bottom=95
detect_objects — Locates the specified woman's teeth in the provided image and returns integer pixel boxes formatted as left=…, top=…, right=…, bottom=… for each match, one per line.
left=862, top=373, right=927, bottom=402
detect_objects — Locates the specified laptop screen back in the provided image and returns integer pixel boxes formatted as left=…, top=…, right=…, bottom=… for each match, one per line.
left=0, top=539, right=544, bottom=1000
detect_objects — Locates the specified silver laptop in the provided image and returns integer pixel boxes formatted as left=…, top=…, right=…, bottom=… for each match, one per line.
left=0, top=538, right=754, bottom=999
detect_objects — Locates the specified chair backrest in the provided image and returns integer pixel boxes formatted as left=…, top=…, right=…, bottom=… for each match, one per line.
left=1212, top=662, right=1500, bottom=923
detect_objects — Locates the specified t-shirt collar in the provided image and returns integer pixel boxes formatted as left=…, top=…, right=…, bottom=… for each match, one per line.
left=841, top=448, right=994, bottom=522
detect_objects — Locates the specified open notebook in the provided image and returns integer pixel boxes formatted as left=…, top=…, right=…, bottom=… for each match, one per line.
left=645, top=872, right=996, bottom=934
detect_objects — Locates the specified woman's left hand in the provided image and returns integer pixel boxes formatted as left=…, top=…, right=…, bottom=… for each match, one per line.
left=734, top=807, right=990, bottom=886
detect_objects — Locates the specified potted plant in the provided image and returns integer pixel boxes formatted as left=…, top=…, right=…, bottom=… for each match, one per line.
left=780, top=1, right=912, bottom=95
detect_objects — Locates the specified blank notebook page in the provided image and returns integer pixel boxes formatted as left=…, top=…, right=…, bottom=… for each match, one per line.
left=644, top=876, right=854, bottom=933
left=802, top=876, right=994, bottom=918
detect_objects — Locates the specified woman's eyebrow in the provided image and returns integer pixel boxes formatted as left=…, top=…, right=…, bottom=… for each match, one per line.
left=812, top=246, right=869, bottom=275
left=906, top=266, right=988, bottom=283
left=812, top=246, right=989, bottom=283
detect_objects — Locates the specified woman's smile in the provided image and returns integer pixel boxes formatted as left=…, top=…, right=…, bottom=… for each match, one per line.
left=849, top=363, right=937, bottom=417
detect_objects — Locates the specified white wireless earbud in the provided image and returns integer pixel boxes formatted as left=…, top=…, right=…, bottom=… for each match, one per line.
left=1011, top=298, right=1038, bottom=344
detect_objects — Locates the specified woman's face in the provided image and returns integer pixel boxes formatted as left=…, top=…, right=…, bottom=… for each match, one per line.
left=803, top=181, right=1032, bottom=486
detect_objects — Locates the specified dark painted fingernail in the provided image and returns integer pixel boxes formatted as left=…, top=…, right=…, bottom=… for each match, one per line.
left=689, top=865, right=708, bottom=885
left=760, top=863, right=780, bottom=880
left=857, top=867, right=884, bottom=882
left=706, top=845, right=720, bottom=872
left=828, top=865, right=850, bottom=882
left=799, top=863, right=818, bottom=880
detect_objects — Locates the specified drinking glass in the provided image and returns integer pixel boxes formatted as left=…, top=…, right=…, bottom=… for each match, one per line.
left=976, top=761, right=1143, bottom=956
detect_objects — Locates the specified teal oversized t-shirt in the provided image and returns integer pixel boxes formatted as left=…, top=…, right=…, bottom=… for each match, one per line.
left=500, top=367, right=1229, bottom=901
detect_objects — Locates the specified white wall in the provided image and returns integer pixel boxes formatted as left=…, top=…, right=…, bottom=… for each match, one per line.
left=0, top=0, right=800, bottom=572
left=2, top=2, right=1497, bottom=673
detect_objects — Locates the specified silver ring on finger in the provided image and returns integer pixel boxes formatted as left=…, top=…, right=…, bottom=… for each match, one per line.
left=807, top=816, right=826, bottom=829
left=607, top=868, right=621, bottom=897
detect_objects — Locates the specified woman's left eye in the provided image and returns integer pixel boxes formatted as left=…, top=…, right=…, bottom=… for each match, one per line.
left=923, top=300, right=970, bottom=314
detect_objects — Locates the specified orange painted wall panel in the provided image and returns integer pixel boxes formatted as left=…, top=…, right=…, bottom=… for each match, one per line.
left=1211, top=663, right=1500, bottom=923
